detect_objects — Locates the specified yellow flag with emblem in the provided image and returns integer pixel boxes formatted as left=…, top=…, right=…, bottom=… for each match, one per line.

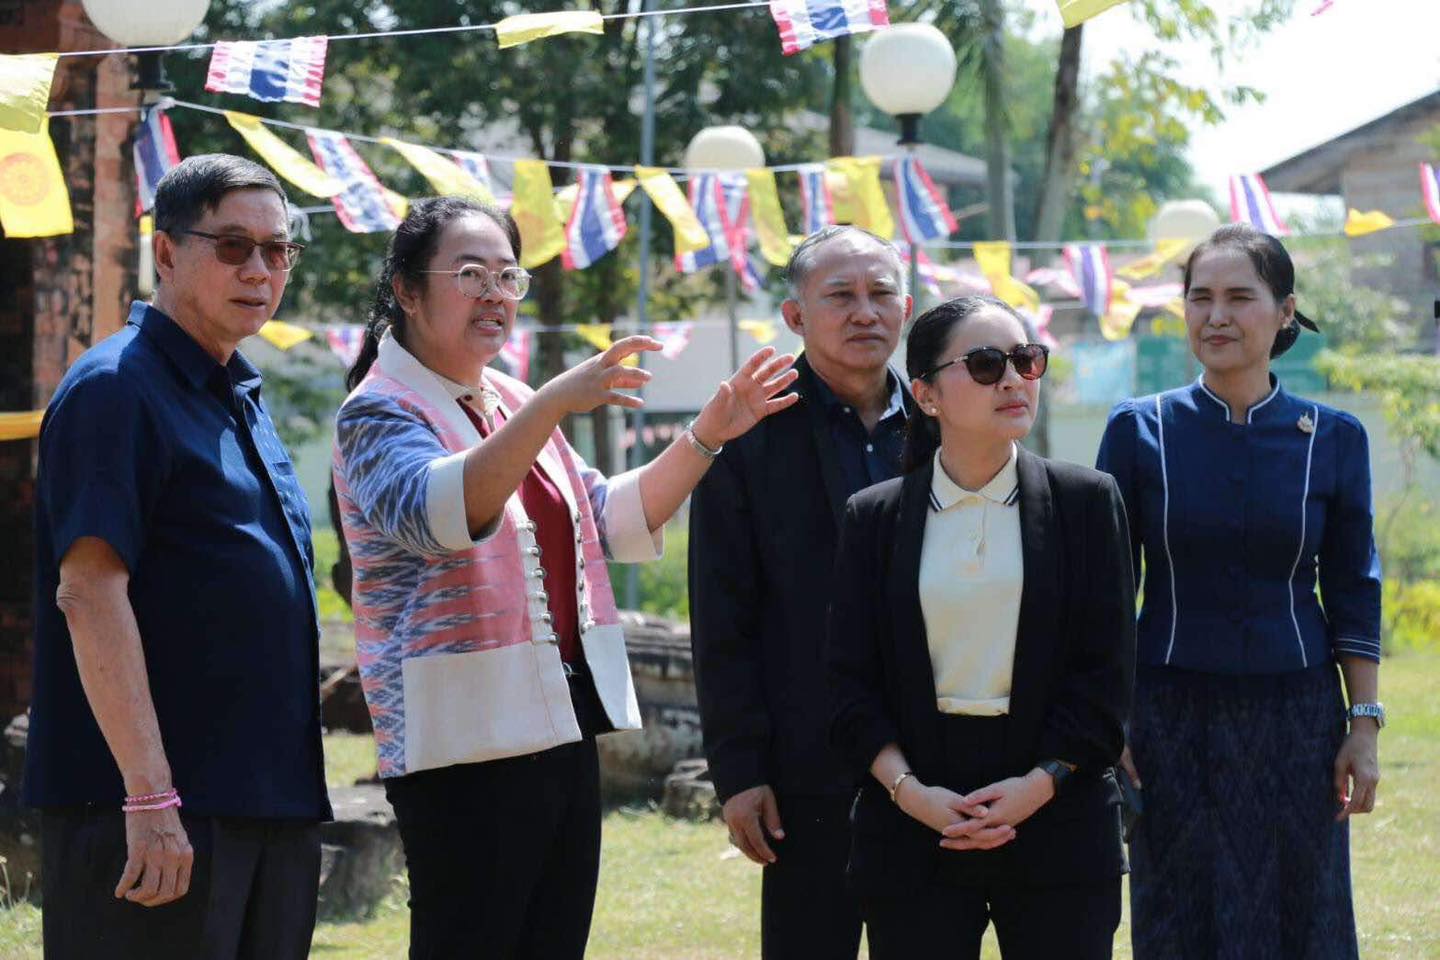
left=1100, top=296, right=1142, bottom=341
left=384, top=138, right=495, bottom=203
left=0, top=53, right=58, bottom=134
left=0, top=121, right=73, bottom=237
left=510, top=159, right=567, bottom=269
left=826, top=157, right=893, bottom=238
left=636, top=167, right=710, bottom=254
left=225, top=112, right=343, bottom=198
left=745, top=169, right=797, bottom=267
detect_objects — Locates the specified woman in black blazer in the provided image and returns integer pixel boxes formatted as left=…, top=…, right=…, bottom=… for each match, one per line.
left=828, top=296, right=1136, bottom=959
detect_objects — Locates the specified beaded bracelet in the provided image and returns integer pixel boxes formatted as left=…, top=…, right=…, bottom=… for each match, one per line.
left=122, top=789, right=182, bottom=813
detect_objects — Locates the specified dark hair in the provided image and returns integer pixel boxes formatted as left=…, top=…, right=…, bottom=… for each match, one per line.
left=901, top=295, right=1033, bottom=473
left=1181, top=223, right=1318, bottom=358
left=153, top=154, right=288, bottom=237
left=346, top=196, right=522, bottom=391
left=784, top=224, right=906, bottom=299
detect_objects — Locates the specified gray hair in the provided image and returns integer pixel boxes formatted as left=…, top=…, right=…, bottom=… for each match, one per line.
left=154, top=154, right=289, bottom=238
left=784, top=224, right=907, bottom=301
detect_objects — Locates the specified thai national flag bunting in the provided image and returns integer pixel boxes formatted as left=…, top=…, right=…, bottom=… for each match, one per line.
left=133, top=106, right=180, bottom=215
left=769, top=0, right=890, bottom=55
left=206, top=37, right=329, bottom=108
left=1063, top=244, right=1114, bottom=319
left=1228, top=173, right=1289, bottom=236
left=652, top=322, right=695, bottom=360
left=797, top=164, right=835, bottom=235
left=677, top=173, right=731, bottom=274
left=453, top=150, right=508, bottom=206
left=900, top=244, right=942, bottom=298
left=563, top=166, right=628, bottom=270
left=1421, top=163, right=1440, bottom=226
left=306, top=132, right=402, bottom=234
left=325, top=325, right=367, bottom=368
left=499, top=329, right=533, bottom=382
left=894, top=156, right=957, bottom=243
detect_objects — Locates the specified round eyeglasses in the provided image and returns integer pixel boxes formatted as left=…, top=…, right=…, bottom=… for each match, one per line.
left=923, top=343, right=1050, bottom=385
left=422, top=264, right=531, bottom=301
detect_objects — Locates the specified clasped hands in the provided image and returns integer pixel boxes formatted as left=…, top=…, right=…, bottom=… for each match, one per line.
left=895, top=769, right=1056, bottom=851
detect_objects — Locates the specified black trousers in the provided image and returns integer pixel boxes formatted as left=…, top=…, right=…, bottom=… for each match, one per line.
left=383, top=671, right=606, bottom=960
left=40, top=809, right=320, bottom=960
left=863, top=877, right=1121, bottom=960
left=761, top=792, right=863, bottom=960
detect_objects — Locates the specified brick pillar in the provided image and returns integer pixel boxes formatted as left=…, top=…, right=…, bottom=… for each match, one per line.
left=0, top=1, right=138, bottom=722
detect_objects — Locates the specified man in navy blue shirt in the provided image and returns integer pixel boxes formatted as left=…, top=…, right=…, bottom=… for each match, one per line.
left=29, top=154, right=330, bottom=959
left=689, top=226, right=913, bottom=959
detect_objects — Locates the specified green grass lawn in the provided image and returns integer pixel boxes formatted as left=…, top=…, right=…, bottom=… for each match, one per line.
left=3, top=652, right=1437, bottom=958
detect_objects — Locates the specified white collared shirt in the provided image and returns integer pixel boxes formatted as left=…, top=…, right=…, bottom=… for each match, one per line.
left=919, top=444, right=1023, bottom=716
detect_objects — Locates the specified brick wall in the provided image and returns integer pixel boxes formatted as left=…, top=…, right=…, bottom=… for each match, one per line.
left=0, top=1, right=138, bottom=722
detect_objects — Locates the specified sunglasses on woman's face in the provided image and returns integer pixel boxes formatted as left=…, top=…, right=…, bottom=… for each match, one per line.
left=180, top=230, right=304, bottom=271
left=924, top=343, right=1050, bottom=386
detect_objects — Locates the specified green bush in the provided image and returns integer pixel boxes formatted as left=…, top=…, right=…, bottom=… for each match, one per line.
left=608, top=520, right=690, bottom=622
left=1384, top=579, right=1440, bottom=654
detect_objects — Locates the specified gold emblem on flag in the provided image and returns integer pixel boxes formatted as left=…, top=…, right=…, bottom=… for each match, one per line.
left=0, top=151, right=49, bottom=206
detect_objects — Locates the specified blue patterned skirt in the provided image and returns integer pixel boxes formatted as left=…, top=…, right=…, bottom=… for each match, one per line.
left=1128, top=661, right=1358, bottom=960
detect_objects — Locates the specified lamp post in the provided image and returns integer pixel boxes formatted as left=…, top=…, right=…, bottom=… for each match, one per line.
left=859, top=24, right=957, bottom=311
left=81, top=0, right=211, bottom=95
left=684, top=126, right=765, bottom=371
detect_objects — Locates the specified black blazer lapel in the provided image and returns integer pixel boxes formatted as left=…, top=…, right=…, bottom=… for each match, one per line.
left=887, top=461, right=945, bottom=774
left=795, top=355, right=850, bottom=528
left=1008, top=448, right=1060, bottom=756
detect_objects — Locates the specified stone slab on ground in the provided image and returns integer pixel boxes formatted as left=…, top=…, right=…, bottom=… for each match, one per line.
left=318, top=784, right=404, bottom=921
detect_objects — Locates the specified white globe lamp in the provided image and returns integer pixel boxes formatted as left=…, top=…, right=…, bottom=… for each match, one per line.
left=859, top=24, right=957, bottom=145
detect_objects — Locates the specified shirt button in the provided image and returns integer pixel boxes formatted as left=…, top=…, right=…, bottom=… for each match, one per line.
left=865, top=443, right=874, bottom=453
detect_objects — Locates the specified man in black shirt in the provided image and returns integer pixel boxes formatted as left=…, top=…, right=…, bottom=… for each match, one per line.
left=689, top=225, right=914, bottom=958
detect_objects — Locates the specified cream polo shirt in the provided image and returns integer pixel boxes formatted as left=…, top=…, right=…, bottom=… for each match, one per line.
left=919, top=445, right=1023, bottom=716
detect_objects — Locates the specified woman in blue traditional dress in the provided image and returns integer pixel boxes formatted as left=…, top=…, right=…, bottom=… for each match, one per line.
left=1097, top=223, right=1383, bottom=959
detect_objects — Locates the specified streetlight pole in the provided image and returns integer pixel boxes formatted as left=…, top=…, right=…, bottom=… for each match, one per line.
left=624, top=0, right=658, bottom=611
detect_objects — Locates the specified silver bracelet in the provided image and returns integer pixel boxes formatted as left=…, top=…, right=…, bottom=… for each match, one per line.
left=685, top=420, right=723, bottom=460
left=888, top=770, right=915, bottom=804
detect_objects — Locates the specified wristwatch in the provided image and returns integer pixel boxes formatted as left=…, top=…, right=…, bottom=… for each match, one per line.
left=684, top=420, right=723, bottom=460
left=1348, top=702, right=1386, bottom=729
left=1037, top=759, right=1076, bottom=788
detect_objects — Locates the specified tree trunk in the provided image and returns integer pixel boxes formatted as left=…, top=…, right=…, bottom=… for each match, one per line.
left=829, top=35, right=854, bottom=157
left=978, top=0, right=1015, bottom=242
left=1032, top=25, right=1084, bottom=244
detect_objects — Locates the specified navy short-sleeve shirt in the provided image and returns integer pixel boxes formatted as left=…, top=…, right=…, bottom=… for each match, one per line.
left=25, top=302, right=331, bottom=820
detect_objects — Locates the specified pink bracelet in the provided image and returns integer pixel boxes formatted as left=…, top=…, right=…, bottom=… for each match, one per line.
left=124, top=789, right=177, bottom=804
left=122, top=789, right=181, bottom=813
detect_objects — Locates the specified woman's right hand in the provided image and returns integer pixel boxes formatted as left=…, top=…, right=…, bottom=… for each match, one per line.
left=1118, top=744, right=1141, bottom=789
left=539, top=336, right=663, bottom=415
left=894, top=779, right=1011, bottom=848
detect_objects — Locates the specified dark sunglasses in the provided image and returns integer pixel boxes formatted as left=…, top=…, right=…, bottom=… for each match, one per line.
left=924, top=343, right=1050, bottom=386
left=181, top=230, right=304, bottom=271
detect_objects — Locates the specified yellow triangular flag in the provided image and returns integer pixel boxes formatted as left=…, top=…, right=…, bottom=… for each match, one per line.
left=826, top=157, right=893, bottom=238
left=383, top=138, right=495, bottom=203
left=636, top=166, right=710, bottom=254
left=257, top=320, right=313, bottom=350
left=1100, top=296, right=1142, bottom=341
left=973, top=241, right=1013, bottom=286
left=574, top=324, right=613, bottom=352
left=0, top=53, right=58, bottom=134
left=1057, top=0, right=1128, bottom=28
left=0, top=410, right=45, bottom=442
left=739, top=319, right=779, bottom=345
left=746, top=169, right=795, bottom=267
left=1343, top=208, right=1396, bottom=237
left=495, top=11, right=605, bottom=49
left=0, top=121, right=73, bottom=237
left=1116, top=237, right=1189, bottom=281
left=511, top=159, right=566, bottom=269
left=382, top=188, right=409, bottom=220
left=225, top=112, right=343, bottom=198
